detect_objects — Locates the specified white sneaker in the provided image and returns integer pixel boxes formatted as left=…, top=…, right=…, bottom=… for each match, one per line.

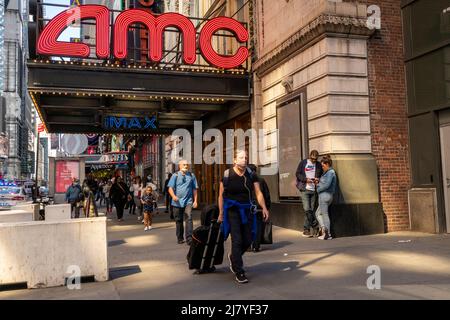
left=144, top=226, right=148, bottom=231
left=148, top=226, right=153, bottom=230
left=138, top=216, right=142, bottom=221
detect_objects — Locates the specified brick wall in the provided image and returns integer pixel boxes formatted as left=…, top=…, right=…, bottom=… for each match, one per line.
left=365, top=0, right=411, bottom=231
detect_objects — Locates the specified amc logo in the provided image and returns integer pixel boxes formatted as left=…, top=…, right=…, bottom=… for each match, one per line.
left=37, top=5, right=249, bottom=69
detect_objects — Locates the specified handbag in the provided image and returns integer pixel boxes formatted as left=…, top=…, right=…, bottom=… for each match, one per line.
left=260, top=220, right=273, bottom=244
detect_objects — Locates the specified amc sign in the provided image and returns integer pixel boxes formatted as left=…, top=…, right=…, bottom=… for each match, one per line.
left=104, top=115, right=157, bottom=130
left=37, top=5, right=249, bottom=69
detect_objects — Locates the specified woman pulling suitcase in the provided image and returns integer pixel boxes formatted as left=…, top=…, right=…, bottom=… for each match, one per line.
left=218, top=150, right=270, bottom=284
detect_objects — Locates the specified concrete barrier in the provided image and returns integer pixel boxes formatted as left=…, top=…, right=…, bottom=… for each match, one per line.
left=0, top=217, right=108, bottom=288
left=45, top=204, right=71, bottom=221
left=0, top=209, right=34, bottom=223
left=14, top=203, right=40, bottom=221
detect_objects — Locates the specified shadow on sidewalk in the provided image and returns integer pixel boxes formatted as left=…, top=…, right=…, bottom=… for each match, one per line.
left=257, top=241, right=293, bottom=251
left=109, top=265, right=142, bottom=280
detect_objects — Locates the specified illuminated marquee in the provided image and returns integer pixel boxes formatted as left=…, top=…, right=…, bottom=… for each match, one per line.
left=103, top=115, right=157, bottom=130
left=37, top=5, right=249, bottom=69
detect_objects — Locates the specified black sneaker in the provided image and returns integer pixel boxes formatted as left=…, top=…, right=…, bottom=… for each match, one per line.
left=228, top=254, right=236, bottom=274
left=302, top=229, right=312, bottom=238
left=235, top=273, right=248, bottom=284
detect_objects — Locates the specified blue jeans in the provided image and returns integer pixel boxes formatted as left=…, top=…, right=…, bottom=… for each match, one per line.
left=315, top=192, right=333, bottom=231
left=174, top=204, right=193, bottom=243
left=300, top=189, right=318, bottom=230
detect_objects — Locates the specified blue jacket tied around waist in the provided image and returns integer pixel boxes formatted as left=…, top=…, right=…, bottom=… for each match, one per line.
left=221, top=198, right=258, bottom=241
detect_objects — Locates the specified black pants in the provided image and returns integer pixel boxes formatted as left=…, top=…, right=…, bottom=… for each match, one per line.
left=114, top=200, right=126, bottom=219
left=229, top=207, right=253, bottom=275
left=70, top=202, right=80, bottom=218
left=129, top=200, right=136, bottom=214
left=174, top=205, right=193, bottom=243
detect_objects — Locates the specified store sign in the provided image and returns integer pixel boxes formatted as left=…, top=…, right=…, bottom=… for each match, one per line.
left=103, top=115, right=157, bottom=130
left=90, top=164, right=115, bottom=171
left=99, top=153, right=128, bottom=164
left=37, top=5, right=249, bottom=69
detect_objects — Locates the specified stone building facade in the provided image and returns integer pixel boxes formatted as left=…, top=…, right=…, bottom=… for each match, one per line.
left=251, top=0, right=410, bottom=234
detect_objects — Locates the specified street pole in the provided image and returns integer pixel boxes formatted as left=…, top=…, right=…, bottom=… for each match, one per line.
left=35, top=130, right=39, bottom=200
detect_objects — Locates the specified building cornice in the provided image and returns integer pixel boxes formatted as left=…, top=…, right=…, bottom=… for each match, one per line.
left=253, top=14, right=376, bottom=77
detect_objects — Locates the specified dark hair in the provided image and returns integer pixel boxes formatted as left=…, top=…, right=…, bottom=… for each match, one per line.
left=310, top=150, right=319, bottom=159
left=321, top=156, right=332, bottom=167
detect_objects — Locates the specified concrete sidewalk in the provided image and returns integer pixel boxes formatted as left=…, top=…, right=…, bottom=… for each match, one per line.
left=1, top=208, right=450, bottom=300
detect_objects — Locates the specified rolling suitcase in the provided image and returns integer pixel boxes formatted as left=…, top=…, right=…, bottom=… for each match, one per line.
left=187, top=221, right=224, bottom=274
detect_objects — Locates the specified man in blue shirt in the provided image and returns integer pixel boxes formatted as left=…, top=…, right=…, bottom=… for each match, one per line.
left=168, top=159, right=198, bottom=245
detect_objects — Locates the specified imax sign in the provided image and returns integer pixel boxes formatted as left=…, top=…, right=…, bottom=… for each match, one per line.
left=104, top=115, right=157, bottom=130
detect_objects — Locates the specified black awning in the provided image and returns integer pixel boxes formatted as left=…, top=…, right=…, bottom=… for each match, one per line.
left=28, top=61, right=250, bottom=134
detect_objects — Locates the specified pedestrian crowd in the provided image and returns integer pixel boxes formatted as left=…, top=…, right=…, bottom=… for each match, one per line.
left=65, top=149, right=337, bottom=284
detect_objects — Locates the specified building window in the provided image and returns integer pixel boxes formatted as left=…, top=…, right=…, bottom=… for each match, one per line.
left=276, top=89, right=308, bottom=200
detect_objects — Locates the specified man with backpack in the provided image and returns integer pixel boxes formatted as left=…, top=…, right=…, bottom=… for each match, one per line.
left=65, top=178, right=82, bottom=219
left=168, top=160, right=198, bottom=245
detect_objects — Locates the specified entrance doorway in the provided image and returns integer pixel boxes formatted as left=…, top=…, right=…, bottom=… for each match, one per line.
left=440, top=124, right=450, bottom=233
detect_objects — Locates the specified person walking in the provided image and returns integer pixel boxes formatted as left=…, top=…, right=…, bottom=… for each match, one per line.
left=65, top=178, right=82, bottom=218
left=103, top=179, right=113, bottom=215
left=163, top=173, right=174, bottom=219
left=247, top=164, right=271, bottom=252
left=132, top=176, right=144, bottom=221
left=315, top=156, right=337, bottom=240
left=82, top=180, right=98, bottom=218
left=141, top=184, right=157, bottom=231
left=128, top=179, right=137, bottom=215
left=146, top=177, right=159, bottom=214
left=168, top=160, right=198, bottom=245
left=218, top=150, right=270, bottom=284
left=295, top=150, right=323, bottom=238
left=110, top=176, right=129, bottom=222
left=85, top=174, right=99, bottom=213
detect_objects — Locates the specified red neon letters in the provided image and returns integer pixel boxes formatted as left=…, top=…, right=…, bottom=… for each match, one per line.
left=114, top=10, right=196, bottom=64
left=200, top=17, right=249, bottom=70
left=37, top=5, right=110, bottom=58
left=37, top=5, right=249, bottom=69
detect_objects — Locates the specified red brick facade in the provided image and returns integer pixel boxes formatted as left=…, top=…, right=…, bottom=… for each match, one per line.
left=365, top=0, right=411, bottom=231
